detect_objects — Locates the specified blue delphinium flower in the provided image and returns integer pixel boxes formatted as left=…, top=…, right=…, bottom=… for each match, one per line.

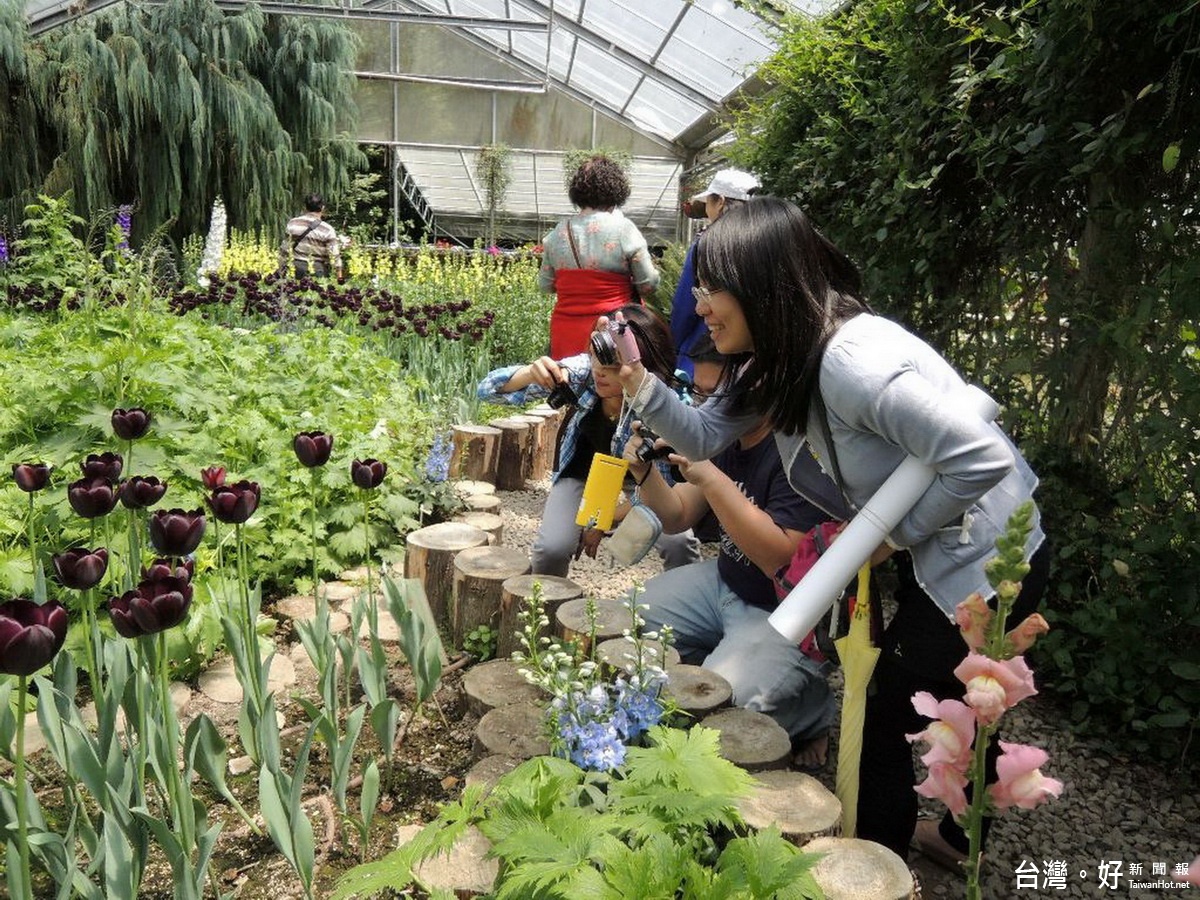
left=0, top=233, right=8, bottom=265
left=115, top=204, right=133, bottom=250
left=424, top=431, right=452, bottom=482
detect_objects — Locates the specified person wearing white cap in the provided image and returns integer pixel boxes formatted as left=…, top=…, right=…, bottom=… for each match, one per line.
left=671, top=168, right=760, bottom=377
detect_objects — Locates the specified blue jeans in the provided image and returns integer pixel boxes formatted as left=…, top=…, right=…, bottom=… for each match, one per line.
left=636, top=559, right=834, bottom=742
left=532, top=476, right=700, bottom=577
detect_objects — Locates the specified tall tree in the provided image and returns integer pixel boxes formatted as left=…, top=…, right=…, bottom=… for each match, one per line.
left=1, top=0, right=364, bottom=244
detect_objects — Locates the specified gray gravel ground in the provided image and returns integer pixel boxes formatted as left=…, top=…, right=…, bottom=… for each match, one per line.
left=493, top=479, right=1199, bottom=899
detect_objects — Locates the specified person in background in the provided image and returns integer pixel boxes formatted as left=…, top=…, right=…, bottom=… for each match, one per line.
left=670, top=168, right=760, bottom=377
left=539, top=155, right=660, bottom=358
left=623, top=409, right=835, bottom=769
left=477, top=304, right=698, bottom=577
left=617, top=197, right=1049, bottom=866
left=280, top=192, right=344, bottom=279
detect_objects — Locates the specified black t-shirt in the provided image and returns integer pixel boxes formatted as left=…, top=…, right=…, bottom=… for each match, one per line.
left=714, top=437, right=825, bottom=610
left=559, top=405, right=617, bottom=481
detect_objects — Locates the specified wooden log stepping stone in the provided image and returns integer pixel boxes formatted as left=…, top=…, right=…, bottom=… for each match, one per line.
left=700, top=707, right=791, bottom=772
left=452, top=546, right=532, bottom=647
left=594, top=636, right=681, bottom=675
left=395, top=823, right=498, bottom=897
left=453, top=511, right=504, bottom=545
left=473, top=700, right=550, bottom=761
left=464, top=755, right=524, bottom=792
left=737, top=770, right=842, bottom=843
left=662, top=664, right=733, bottom=718
left=453, top=479, right=496, bottom=498
left=464, top=493, right=503, bottom=513
left=522, top=407, right=562, bottom=481
left=404, top=522, right=490, bottom=631
left=338, top=566, right=371, bottom=584
left=799, top=837, right=915, bottom=900
left=508, top=414, right=546, bottom=484
left=496, top=574, right=583, bottom=658
left=461, top=658, right=545, bottom=717
left=554, top=597, right=629, bottom=656
left=450, top=424, right=501, bottom=483
left=491, top=417, right=532, bottom=490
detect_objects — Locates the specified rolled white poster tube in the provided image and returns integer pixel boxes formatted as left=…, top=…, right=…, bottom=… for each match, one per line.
left=768, top=386, right=1000, bottom=642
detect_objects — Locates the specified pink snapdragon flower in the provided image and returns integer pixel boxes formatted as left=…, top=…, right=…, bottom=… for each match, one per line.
left=915, top=761, right=971, bottom=817
left=954, top=653, right=1038, bottom=725
left=955, top=592, right=992, bottom=651
left=1005, top=612, right=1049, bottom=655
left=988, top=742, right=1063, bottom=810
left=907, top=692, right=977, bottom=768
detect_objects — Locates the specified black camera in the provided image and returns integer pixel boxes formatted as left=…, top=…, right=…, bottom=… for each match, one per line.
left=589, top=328, right=619, bottom=367
left=635, top=424, right=675, bottom=462
left=546, top=380, right=578, bottom=409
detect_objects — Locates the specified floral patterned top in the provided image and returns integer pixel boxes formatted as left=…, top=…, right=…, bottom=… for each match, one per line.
left=537, top=210, right=660, bottom=297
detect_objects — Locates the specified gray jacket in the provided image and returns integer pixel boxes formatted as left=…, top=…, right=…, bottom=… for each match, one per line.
left=631, top=313, right=1044, bottom=618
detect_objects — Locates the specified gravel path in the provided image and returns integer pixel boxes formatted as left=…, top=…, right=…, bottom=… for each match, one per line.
left=492, top=479, right=1199, bottom=899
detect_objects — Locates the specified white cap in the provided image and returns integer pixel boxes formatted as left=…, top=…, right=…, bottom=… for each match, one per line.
left=690, top=168, right=761, bottom=203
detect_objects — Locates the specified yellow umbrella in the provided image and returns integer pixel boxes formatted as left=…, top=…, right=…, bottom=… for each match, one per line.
left=834, top=563, right=880, bottom=838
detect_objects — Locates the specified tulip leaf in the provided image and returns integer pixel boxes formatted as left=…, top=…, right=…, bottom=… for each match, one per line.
left=333, top=705, right=367, bottom=810
left=103, top=813, right=137, bottom=900
left=258, top=766, right=297, bottom=864
left=370, top=699, right=400, bottom=762
left=361, top=758, right=382, bottom=833
left=184, top=714, right=256, bottom=828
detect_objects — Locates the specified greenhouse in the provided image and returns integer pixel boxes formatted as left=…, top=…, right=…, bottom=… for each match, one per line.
left=0, top=1, right=1198, bottom=898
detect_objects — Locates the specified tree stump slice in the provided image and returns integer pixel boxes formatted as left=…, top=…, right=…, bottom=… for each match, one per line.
left=497, top=574, right=583, bottom=658
left=523, top=407, right=564, bottom=481
left=450, top=425, right=501, bottom=483
left=473, top=700, right=550, bottom=761
left=491, top=417, right=532, bottom=491
left=404, top=522, right=490, bottom=632
left=461, top=658, right=545, bottom=717
left=800, top=837, right=915, bottom=900
left=594, top=637, right=681, bottom=675
left=464, top=755, right=524, bottom=793
left=395, top=823, right=498, bottom=898
left=508, top=414, right=546, bottom=483
left=662, top=664, right=733, bottom=717
left=554, top=597, right=629, bottom=656
left=453, top=511, right=505, bottom=545
left=452, top=546, right=532, bottom=647
left=452, top=479, right=496, bottom=497
left=700, top=707, right=791, bottom=772
left=464, top=493, right=503, bottom=513
left=737, top=770, right=842, bottom=843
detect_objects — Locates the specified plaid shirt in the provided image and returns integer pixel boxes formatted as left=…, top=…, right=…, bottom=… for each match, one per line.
left=477, top=353, right=675, bottom=486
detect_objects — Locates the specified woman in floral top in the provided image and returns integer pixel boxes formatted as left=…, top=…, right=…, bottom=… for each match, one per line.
left=539, top=155, right=660, bottom=358
left=478, top=304, right=697, bottom=576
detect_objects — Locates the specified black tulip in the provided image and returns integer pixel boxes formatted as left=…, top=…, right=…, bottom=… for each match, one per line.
left=293, top=431, right=334, bottom=468
left=148, top=508, right=207, bottom=556
left=0, top=599, right=69, bottom=676
left=108, top=576, right=193, bottom=638
left=119, top=476, right=168, bottom=509
left=12, top=462, right=51, bottom=493
left=141, top=557, right=194, bottom=584
left=80, top=452, right=123, bottom=481
left=207, top=480, right=261, bottom=525
left=111, top=407, right=151, bottom=441
left=68, top=477, right=119, bottom=519
left=52, top=547, right=109, bottom=591
left=351, top=458, right=387, bottom=490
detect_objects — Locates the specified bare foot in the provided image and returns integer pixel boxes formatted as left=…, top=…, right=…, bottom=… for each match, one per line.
left=912, top=819, right=968, bottom=873
left=792, top=732, right=829, bottom=772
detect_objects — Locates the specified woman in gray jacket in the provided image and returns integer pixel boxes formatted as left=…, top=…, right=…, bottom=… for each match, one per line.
left=617, top=197, right=1048, bottom=867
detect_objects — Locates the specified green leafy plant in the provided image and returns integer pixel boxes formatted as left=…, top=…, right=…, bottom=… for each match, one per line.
left=331, top=727, right=824, bottom=899
left=463, top=623, right=497, bottom=661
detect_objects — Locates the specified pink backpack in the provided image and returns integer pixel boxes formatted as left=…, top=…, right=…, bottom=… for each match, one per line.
left=773, top=521, right=854, bottom=665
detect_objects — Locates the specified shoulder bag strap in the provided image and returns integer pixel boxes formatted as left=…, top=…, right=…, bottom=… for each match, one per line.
left=291, top=217, right=322, bottom=250
left=564, top=217, right=583, bottom=269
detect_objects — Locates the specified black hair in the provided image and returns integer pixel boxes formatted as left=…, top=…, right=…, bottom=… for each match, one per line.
left=568, top=156, right=631, bottom=210
left=694, top=197, right=870, bottom=434
left=304, top=193, right=325, bottom=213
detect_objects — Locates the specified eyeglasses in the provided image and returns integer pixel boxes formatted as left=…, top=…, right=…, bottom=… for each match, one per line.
left=691, top=285, right=716, bottom=305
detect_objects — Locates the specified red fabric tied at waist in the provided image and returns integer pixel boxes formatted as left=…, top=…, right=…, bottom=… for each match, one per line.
left=550, top=268, right=640, bottom=358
